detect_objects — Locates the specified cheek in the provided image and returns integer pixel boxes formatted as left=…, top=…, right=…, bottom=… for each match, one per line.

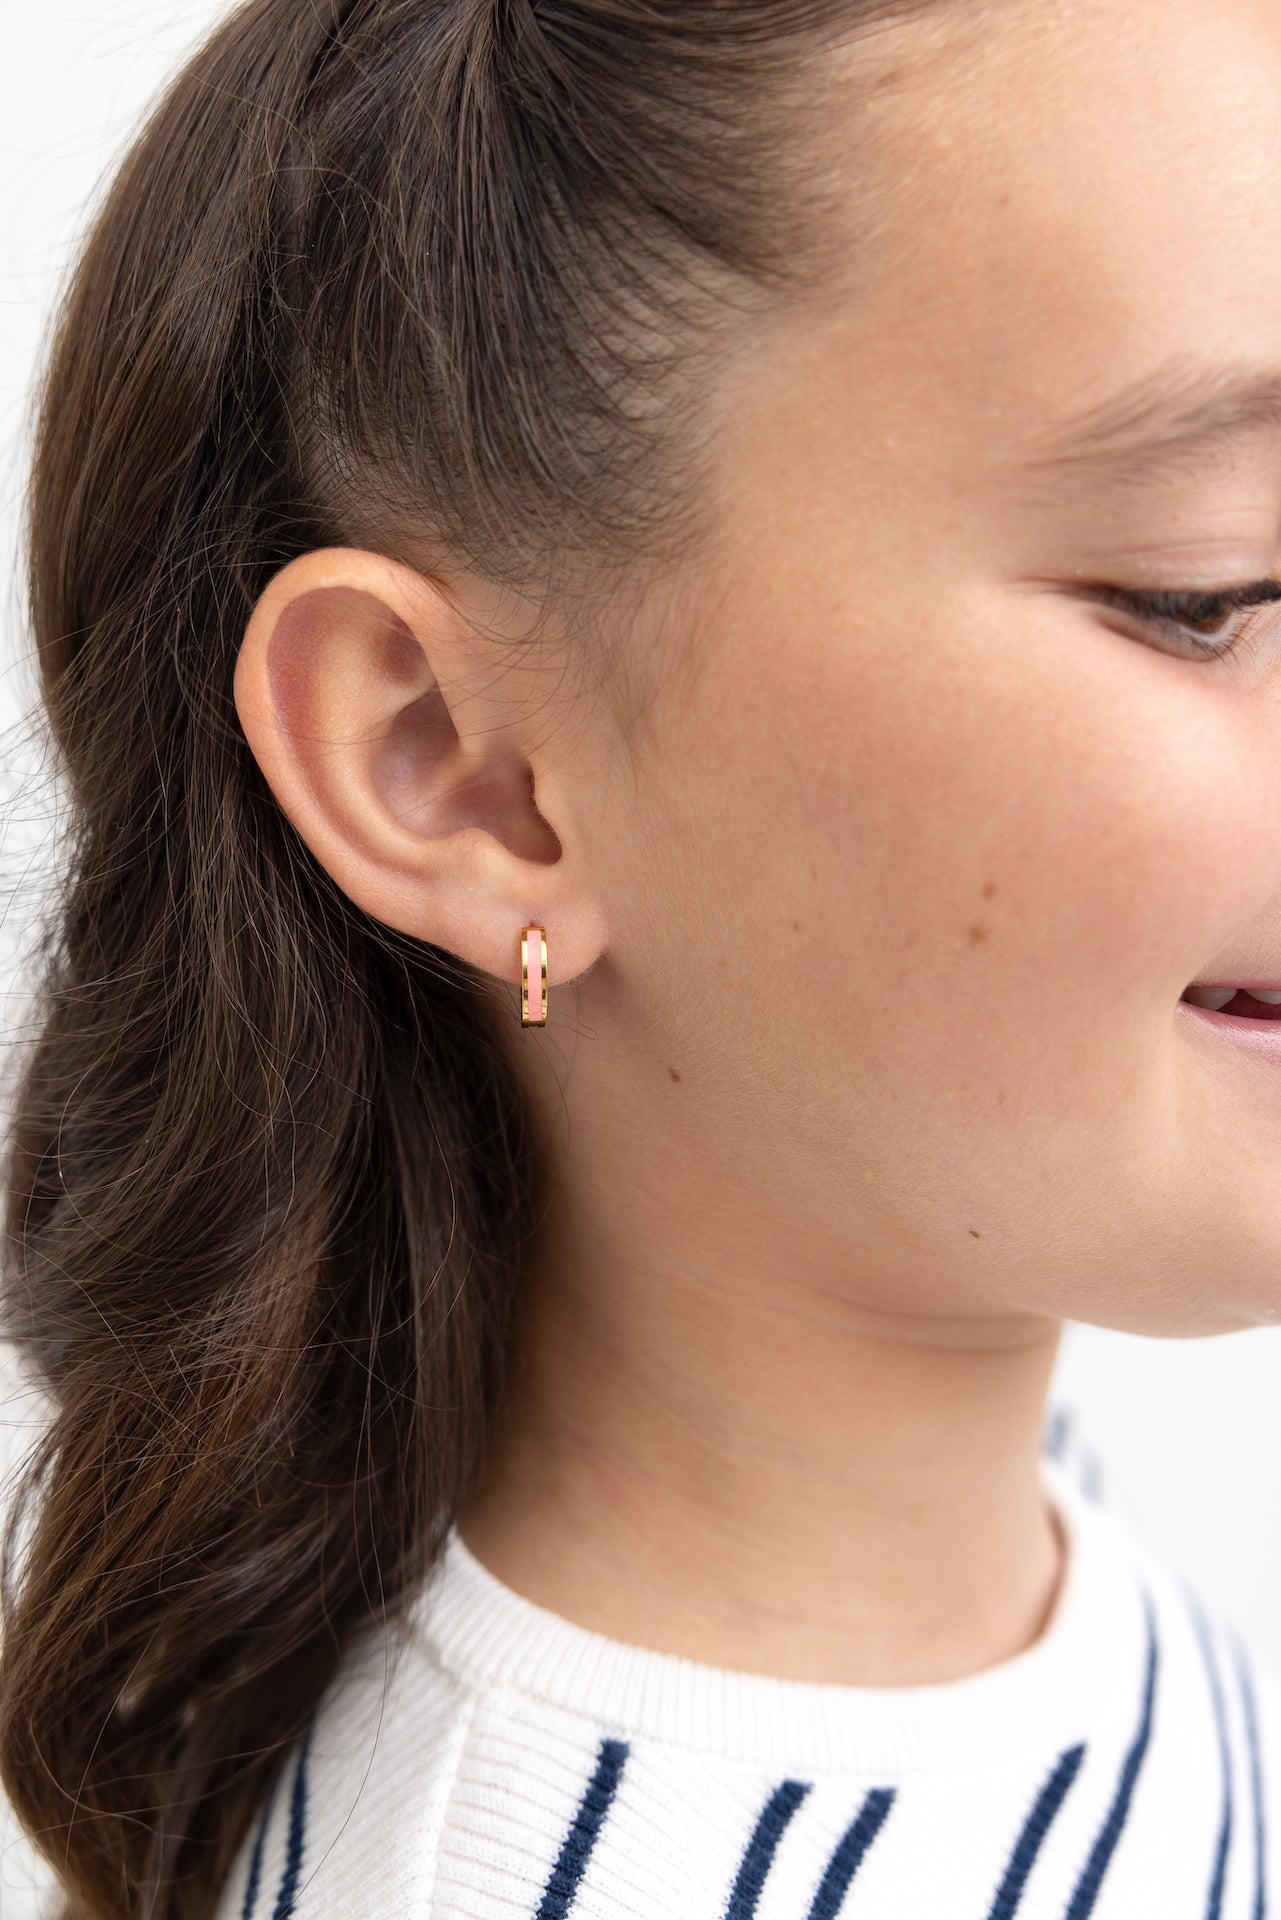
left=645, top=594, right=1281, bottom=1318
left=712, top=601, right=1233, bottom=1054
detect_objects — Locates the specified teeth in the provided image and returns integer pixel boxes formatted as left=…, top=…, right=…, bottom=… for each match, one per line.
left=1183, top=985, right=1239, bottom=1011
left=1181, top=984, right=1281, bottom=1009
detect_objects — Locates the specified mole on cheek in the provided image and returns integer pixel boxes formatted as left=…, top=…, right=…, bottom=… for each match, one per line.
left=968, top=884, right=998, bottom=945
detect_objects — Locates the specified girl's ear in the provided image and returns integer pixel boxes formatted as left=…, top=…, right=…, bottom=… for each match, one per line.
left=232, top=546, right=608, bottom=999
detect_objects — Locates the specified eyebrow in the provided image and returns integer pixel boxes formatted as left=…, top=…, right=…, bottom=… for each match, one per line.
left=1014, top=364, right=1281, bottom=486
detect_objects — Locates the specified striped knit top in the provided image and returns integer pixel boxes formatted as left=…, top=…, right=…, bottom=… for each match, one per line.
left=206, top=1451, right=1278, bottom=1920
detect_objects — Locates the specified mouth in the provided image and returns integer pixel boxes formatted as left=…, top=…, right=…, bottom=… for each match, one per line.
left=1180, top=984, right=1281, bottom=1020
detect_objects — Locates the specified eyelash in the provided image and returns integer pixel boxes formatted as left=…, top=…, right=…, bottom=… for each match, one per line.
left=1089, top=577, right=1281, bottom=661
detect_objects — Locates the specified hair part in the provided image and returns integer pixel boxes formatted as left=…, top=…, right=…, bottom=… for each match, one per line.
left=1, top=2, right=935, bottom=1914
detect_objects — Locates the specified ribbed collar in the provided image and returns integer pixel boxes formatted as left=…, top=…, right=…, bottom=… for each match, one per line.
left=406, top=1457, right=1148, bottom=1774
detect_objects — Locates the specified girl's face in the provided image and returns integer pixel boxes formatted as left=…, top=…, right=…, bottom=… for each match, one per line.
left=554, top=0, right=1281, bottom=1338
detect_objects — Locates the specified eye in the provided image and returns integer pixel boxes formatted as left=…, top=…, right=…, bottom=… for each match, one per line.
left=1087, top=577, right=1281, bottom=661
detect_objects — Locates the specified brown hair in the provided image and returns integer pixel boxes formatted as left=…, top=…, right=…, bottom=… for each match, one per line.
left=0, top=2, right=921, bottom=1913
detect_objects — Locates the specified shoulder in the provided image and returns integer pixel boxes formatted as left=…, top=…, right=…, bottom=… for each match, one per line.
left=1163, top=1577, right=1281, bottom=1912
left=1053, top=1452, right=1281, bottom=1902
left=216, top=1615, right=475, bottom=1920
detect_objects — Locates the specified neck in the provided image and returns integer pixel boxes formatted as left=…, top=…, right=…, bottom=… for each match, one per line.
left=457, top=1207, right=1065, bottom=1688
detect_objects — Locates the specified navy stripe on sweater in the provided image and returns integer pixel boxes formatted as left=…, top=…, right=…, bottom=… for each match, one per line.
left=270, top=1714, right=315, bottom=1919
left=986, top=1743, right=1086, bottom=1920
left=725, top=1779, right=811, bottom=1919
left=239, top=1766, right=282, bottom=1920
left=1062, top=1591, right=1158, bottom=1920
left=805, top=1787, right=895, bottom=1920
left=1234, top=1637, right=1267, bottom=1920
left=1189, top=1601, right=1233, bottom=1920
left=535, top=1736, right=630, bottom=1920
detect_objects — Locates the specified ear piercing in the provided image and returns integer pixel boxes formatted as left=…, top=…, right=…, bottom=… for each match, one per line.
left=520, top=925, right=547, bottom=1026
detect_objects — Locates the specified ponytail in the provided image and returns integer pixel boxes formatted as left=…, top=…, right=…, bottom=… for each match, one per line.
left=1, top=0, right=899, bottom=1912
left=1, top=5, right=535, bottom=1911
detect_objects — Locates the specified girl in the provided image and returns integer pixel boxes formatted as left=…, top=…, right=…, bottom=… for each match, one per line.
left=2, top=0, right=1279, bottom=1914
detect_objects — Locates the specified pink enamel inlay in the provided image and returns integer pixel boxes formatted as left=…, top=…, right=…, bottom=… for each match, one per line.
left=526, top=930, right=543, bottom=1020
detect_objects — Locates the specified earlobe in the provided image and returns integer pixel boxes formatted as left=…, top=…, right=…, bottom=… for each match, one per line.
left=231, top=546, right=608, bottom=1008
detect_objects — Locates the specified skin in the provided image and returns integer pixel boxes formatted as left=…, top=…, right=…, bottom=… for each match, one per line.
left=233, top=0, right=1281, bottom=1685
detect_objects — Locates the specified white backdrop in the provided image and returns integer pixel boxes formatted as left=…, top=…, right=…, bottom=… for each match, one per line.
left=0, top=0, right=1278, bottom=1834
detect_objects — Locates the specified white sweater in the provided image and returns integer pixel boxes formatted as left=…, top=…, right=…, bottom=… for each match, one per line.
left=2, top=1448, right=1276, bottom=1918
left=206, top=1453, right=1276, bottom=1920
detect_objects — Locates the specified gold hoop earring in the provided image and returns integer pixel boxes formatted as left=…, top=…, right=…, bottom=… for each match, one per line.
left=521, top=925, right=547, bottom=1026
